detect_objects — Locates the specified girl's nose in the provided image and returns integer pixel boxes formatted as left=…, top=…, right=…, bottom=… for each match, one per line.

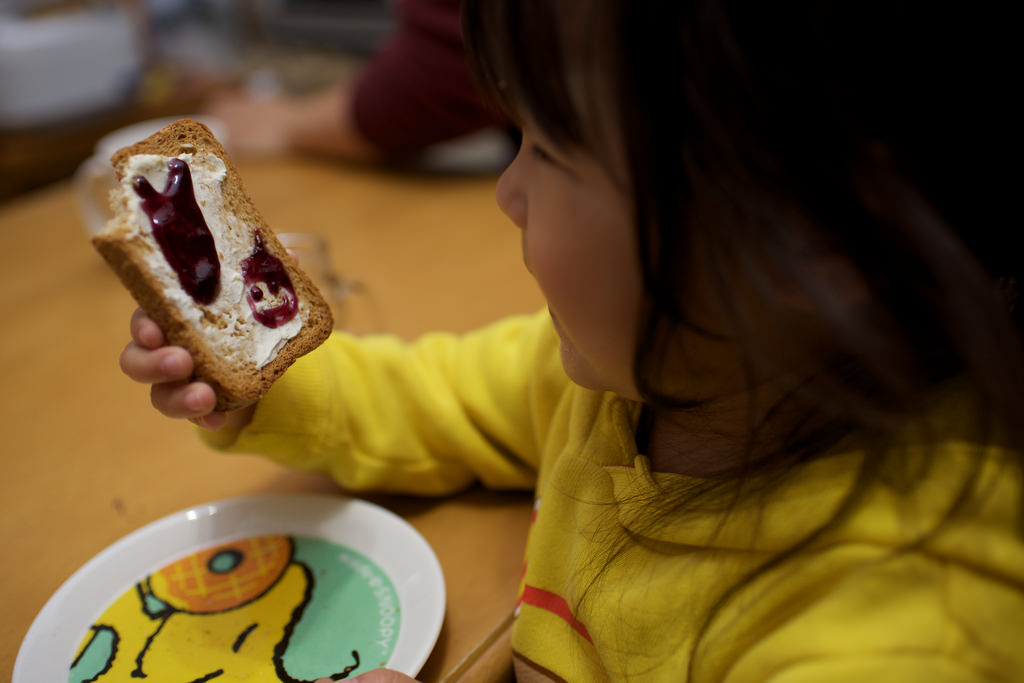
left=495, top=151, right=526, bottom=230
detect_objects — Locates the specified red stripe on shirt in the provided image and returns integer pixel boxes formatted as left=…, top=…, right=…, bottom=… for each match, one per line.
left=518, top=584, right=593, bottom=644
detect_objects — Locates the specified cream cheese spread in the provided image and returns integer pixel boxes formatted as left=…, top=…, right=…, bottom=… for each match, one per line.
left=116, top=152, right=301, bottom=368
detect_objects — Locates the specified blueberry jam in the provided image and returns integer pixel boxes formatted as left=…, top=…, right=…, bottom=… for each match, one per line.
left=241, top=229, right=298, bottom=328
left=133, top=159, right=220, bottom=304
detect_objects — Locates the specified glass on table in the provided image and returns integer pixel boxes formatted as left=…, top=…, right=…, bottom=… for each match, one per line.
left=277, top=231, right=361, bottom=329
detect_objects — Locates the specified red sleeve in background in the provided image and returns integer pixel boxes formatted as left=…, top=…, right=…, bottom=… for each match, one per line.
left=350, top=0, right=509, bottom=157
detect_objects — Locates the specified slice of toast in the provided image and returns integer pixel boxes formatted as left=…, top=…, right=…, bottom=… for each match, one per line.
left=92, top=118, right=333, bottom=411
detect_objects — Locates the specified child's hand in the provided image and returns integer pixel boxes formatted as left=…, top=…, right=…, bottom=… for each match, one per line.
left=119, top=308, right=253, bottom=431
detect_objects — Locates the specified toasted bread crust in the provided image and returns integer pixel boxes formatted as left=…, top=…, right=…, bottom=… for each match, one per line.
left=92, top=119, right=333, bottom=411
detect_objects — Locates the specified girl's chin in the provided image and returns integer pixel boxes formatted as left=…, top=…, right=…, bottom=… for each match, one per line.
left=553, top=325, right=615, bottom=394
left=548, top=309, right=565, bottom=335
left=548, top=315, right=586, bottom=380
left=558, top=342, right=594, bottom=389
left=548, top=310, right=641, bottom=398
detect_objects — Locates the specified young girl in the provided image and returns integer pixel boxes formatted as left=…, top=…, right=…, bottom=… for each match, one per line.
left=121, top=1, right=1024, bottom=680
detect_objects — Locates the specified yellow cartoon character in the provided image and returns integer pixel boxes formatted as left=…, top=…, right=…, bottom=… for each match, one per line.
left=69, top=535, right=362, bottom=682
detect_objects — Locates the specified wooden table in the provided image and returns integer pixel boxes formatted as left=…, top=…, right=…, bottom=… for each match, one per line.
left=0, top=155, right=545, bottom=682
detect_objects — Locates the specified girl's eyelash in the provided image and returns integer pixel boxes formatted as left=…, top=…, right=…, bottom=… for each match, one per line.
left=530, top=144, right=557, bottom=164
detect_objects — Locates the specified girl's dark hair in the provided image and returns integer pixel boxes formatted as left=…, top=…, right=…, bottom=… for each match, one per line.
left=464, top=0, right=1024, bottom=461
left=464, top=0, right=1023, bottom=671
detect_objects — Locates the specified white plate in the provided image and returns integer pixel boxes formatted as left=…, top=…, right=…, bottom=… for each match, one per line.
left=15, top=493, right=446, bottom=682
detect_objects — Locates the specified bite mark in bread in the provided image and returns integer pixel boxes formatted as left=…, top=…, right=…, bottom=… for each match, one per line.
left=91, top=119, right=334, bottom=411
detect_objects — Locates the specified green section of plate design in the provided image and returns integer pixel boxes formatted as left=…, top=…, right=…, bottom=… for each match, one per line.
left=68, top=535, right=401, bottom=682
left=287, top=536, right=403, bottom=676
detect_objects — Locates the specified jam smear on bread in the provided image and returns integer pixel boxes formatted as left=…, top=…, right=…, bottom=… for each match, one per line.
left=241, top=229, right=298, bottom=328
left=133, top=158, right=221, bottom=304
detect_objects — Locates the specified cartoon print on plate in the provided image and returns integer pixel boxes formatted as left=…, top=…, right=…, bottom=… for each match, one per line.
left=68, top=535, right=402, bottom=682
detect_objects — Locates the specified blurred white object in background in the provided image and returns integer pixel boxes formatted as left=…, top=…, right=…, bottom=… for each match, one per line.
left=0, top=6, right=141, bottom=128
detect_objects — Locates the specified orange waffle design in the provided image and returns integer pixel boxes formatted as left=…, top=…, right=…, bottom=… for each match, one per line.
left=152, top=535, right=293, bottom=614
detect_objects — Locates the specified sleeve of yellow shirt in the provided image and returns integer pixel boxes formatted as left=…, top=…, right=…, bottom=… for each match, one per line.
left=200, top=311, right=566, bottom=496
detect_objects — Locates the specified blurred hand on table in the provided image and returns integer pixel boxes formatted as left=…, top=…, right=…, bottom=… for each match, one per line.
left=204, top=87, right=383, bottom=163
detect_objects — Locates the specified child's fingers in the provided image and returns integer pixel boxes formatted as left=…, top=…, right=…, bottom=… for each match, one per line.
left=129, top=307, right=165, bottom=349
left=151, top=380, right=217, bottom=420
left=123, top=307, right=232, bottom=430
left=192, top=412, right=229, bottom=431
left=120, top=342, right=194, bottom=384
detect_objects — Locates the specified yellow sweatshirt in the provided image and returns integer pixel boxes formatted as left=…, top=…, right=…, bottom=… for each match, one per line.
left=203, top=312, right=1024, bottom=681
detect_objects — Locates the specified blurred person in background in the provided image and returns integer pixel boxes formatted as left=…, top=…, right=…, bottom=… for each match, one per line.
left=204, top=0, right=510, bottom=167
